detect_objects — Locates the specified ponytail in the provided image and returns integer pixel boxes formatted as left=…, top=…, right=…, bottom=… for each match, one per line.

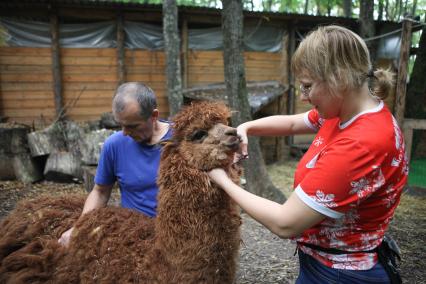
left=370, top=68, right=395, bottom=100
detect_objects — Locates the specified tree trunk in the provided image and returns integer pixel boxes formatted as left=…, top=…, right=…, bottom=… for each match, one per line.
left=359, top=0, right=377, bottom=63
left=343, top=0, right=352, bottom=17
left=406, top=24, right=426, bottom=156
left=116, top=12, right=126, bottom=86
left=378, top=0, right=384, bottom=20
left=221, top=0, right=285, bottom=203
left=163, top=0, right=183, bottom=117
left=49, top=13, right=64, bottom=119
left=411, top=0, right=417, bottom=16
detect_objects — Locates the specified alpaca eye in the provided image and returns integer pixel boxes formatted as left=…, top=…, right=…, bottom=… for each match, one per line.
left=190, top=130, right=208, bottom=142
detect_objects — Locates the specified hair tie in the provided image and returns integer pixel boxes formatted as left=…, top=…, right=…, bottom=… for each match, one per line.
left=366, top=70, right=376, bottom=79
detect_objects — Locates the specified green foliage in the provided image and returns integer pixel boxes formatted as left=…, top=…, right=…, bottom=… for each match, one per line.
left=114, top=0, right=426, bottom=20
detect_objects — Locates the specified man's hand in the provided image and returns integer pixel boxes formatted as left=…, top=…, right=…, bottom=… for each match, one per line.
left=58, top=227, right=74, bottom=247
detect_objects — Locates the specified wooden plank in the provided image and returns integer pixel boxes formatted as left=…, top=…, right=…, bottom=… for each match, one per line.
left=0, top=65, right=52, bottom=73
left=61, top=48, right=117, bottom=57
left=3, top=109, right=56, bottom=117
left=2, top=100, right=55, bottom=109
left=125, top=59, right=166, bottom=66
left=63, top=90, right=116, bottom=99
left=0, top=56, right=52, bottom=65
left=188, top=50, right=281, bottom=60
left=61, top=57, right=118, bottom=66
left=0, top=47, right=51, bottom=56
left=1, top=82, right=53, bottom=91
left=188, top=59, right=281, bottom=67
left=190, top=64, right=281, bottom=70
left=62, top=74, right=118, bottom=82
left=394, top=18, right=413, bottom=125
left=403, top=118, right=426, bottom=130
left=1, top=74, right=54, bottom=82
left=124, top=50, right=166, bottom=58
left=126, top=74, right=166, bottom=82
left=62, top=65, right=117, bottom=73
left=1, top=91, right=54, bottom=100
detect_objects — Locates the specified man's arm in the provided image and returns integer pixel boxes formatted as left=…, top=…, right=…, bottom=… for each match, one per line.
left=58, top=183, right=113, bottom=247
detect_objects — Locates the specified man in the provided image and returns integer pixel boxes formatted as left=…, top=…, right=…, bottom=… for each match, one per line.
left=59, top=82, right=172, bottom=247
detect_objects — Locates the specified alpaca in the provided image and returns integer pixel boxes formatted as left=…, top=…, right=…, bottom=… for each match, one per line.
left=0, top=101, right=242, bottom=284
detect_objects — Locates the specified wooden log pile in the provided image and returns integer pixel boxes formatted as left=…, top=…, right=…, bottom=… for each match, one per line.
left=0, top=117, right=116, bottom=186
left=0, top=123, right=42, bottom=183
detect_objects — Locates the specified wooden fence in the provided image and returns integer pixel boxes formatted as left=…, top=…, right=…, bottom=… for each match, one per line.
left=0, top=47, right=286, bottom=126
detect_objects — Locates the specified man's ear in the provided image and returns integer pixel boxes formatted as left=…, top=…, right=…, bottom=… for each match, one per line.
left=151, top=109, right=160, bottom=121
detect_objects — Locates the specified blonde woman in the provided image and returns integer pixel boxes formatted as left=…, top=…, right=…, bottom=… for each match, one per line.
left=209, top=25, right=407, bottom=283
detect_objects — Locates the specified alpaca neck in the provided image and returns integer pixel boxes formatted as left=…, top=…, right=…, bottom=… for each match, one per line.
left=153, top=181, right=240, bottom=282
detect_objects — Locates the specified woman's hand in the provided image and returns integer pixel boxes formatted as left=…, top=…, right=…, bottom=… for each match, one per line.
left=208, top=168, right=230, bottom=188
left=236, top=124, right=249, bottom=157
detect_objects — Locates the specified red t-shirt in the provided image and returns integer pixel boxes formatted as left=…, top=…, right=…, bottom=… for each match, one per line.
left=294, top=101, right=408, bottom=270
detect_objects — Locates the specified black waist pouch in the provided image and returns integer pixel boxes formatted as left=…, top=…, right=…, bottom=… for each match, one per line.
left=298, top=234, right=402, bottom=284
left=376, top=235, right=402, bottom=284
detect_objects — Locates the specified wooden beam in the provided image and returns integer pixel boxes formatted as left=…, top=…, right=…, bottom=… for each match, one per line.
left=116, top=12, right=126, bottom=86
left=403, top=119, right=426, bottom=160
left=181, top=18, right=189, bottom=88
left=394, top=17, right=413, bottom=126
left=49, top=12, right=64, bottom=118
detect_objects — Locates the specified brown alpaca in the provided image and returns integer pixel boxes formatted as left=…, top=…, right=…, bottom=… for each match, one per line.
left=0, top=101, right=242, bottom=284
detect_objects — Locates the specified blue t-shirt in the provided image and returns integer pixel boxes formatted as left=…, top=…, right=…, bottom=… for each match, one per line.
left=95, top=123, right=172, bottom=217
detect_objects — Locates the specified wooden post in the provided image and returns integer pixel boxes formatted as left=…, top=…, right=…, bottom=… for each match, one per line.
left=181, top=18, right=189, bottom=89
left=116, top=12, right=126, bottom=86
left=286, top=22, right=296, bottom=146
left=49, top=12, right=63, bottom=118
left=402, top=119, right=426, bottom=161
left=394, top=17, right=413, bottom=126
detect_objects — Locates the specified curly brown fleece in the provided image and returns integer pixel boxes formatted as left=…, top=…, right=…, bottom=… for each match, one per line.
left=0, top=101, right=242, bottom=284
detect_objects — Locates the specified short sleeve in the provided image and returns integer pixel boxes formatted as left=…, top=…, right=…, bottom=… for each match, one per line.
left=295, top=139, right=386, bottom=218
left=94, top=138, right=116, bottom=186
left=303, top=109, right=324, bottom=132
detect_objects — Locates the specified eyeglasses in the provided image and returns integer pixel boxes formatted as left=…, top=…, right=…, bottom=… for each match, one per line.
left=299, top=83, right=312, bottom=97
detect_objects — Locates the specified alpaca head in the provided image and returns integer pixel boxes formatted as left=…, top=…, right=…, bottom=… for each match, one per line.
left=169, top=101, right=240, bottom=171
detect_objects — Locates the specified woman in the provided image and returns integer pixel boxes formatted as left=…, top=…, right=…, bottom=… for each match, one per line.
left=208, top=25, right=408, bottom=283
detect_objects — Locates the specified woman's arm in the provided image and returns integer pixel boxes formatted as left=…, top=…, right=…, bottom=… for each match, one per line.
left=209, top=169, right=324, bottom=238
left=237, top=112, right=315, bottom=155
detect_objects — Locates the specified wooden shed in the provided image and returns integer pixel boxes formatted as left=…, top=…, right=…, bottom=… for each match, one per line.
left=0, top=1, right=402, bottom=162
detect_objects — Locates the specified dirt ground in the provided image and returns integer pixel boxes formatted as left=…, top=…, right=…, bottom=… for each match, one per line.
left=0, top=160, right=425, bottom=283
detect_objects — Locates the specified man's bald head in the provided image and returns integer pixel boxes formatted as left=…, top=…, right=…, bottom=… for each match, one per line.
left=112, top=82, right=157, bottom=120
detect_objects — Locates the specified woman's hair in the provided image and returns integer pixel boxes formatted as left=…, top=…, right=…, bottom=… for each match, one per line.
left=291, top=25, right=394, bottom=99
